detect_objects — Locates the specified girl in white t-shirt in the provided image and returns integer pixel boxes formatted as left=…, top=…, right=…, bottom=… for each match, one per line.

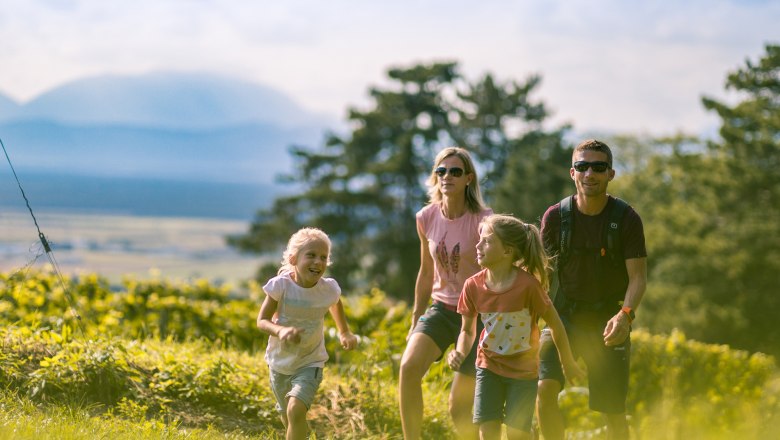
left=448, top=215, right=584, bottom=440
left=257, top=227, right=357, bottom=440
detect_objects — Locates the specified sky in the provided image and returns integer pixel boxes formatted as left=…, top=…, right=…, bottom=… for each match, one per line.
left=0, top=0, right=778, bottom=137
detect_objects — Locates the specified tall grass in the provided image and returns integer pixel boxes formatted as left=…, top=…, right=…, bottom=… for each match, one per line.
left=0, top=271, right=778, bottom=439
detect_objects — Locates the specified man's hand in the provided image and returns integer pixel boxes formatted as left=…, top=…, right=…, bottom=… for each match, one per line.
left=603, top=311, right=630, bottom=346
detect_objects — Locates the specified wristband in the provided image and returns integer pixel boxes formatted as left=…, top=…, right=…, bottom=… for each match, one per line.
left=621, top=306, right=635, bottom=323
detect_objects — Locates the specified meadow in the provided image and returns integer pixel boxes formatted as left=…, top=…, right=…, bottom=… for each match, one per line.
left=0, top=210, right=261, bottom=284
left=0, top=270, right=778, bottom=440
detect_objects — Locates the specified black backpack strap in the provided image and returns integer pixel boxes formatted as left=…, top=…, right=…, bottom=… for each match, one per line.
left=550, top=196, right=574, bottom=306
left=605, top=197, right=629, bottom=265
left=559, top=195, right=574, bottom=264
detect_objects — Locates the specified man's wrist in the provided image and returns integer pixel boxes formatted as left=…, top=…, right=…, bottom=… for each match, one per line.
left=620, top=306, right=635, bottom=324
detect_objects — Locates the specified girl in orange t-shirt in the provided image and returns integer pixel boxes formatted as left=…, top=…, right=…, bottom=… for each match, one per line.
left=448, top=214, right=584, bottom=440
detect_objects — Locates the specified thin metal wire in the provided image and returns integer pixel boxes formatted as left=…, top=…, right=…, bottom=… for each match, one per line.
left=1, top=136, right=85, bottom=335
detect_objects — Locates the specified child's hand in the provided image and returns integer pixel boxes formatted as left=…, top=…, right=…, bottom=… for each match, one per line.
left=278, top=326, right=302, bottom=344
left=562, top=360, right=586, bottom=383
left=339, top=332, right=358, bottom=350
left=447, top=350, right=465, bottom=370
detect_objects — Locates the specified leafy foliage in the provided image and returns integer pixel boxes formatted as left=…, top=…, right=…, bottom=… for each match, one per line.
left=1, top=271, right=778, bottom=438
left=227, top=61, right=570, bottom=300
left=610, top=44, right=780, bottom=356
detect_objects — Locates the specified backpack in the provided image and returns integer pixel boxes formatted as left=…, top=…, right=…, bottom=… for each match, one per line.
left=549, top=195, right=629, bottom=303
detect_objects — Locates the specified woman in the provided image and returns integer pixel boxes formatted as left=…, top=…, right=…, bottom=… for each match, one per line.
left=399, top=147, right=492, bottom=440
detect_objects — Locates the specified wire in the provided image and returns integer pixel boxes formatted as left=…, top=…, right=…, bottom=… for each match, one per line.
left=1, top=136, right=85, bottom=335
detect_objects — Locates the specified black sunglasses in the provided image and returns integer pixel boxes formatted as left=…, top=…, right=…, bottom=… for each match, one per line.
left=435, top=166, right=465, bottom=177
left=573, top=161, right=611, bottom=173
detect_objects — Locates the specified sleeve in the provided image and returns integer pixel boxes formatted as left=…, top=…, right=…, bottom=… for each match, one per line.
left=622, top=207, right=647, bottom=259
left=324, top=277, right=342, bottom=305
left=416, top=205, right=430, bottom=232
left=540, top=204, right=560, bottom=257
left=527, top=278, right=552, bottom=320
left=262, top=276, right=285, bottom=302
left=457, top=277, right=479, bottom=317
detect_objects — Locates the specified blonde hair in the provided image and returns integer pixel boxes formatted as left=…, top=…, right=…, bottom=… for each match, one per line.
left=278, top=227, right=332, bottom=275
left=480, top=214, right=552, bottom=290
left=425, top=147, right=487, bottom=214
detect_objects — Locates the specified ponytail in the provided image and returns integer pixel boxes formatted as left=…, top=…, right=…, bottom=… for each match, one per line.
left=479, top=214, right=552, bottom=290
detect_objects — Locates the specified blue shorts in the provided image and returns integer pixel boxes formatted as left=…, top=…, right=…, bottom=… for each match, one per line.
left=411, top=301, right=481, bottom=375
left=269, top=366, right=323, bottom=412
left=473, top=367, right=537, bottom=432
left=538, top=310, right=630, bottom=414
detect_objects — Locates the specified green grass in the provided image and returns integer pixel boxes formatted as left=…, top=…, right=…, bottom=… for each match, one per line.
left=0, top=272, right=779, bottom=439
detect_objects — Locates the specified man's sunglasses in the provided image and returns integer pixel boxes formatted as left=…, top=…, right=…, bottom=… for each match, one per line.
left=573, top=161, right=611, bottom=173
left=435, top=166, right=465, bottom=177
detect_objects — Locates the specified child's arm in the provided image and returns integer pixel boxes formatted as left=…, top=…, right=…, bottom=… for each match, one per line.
left=329, top=298, right=357, bottom=350
left=541, top=306, right=586, bottom=382
left=257, top=294, right=301, bottom=344
left=447, top=313, right=477, bottom=370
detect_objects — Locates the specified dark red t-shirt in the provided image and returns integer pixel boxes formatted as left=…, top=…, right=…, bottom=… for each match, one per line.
left=541, top=195, right=647, bottom=303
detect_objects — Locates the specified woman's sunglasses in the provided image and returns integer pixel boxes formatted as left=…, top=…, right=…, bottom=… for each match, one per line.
left=434, top=166, right=465, bottom=177
left=573, top=161, right=610, bottom=173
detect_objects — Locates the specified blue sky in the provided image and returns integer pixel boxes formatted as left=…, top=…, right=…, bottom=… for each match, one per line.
left=0, top=0, right=778, bottom=136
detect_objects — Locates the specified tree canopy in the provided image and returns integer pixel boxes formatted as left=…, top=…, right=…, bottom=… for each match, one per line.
left=612, top=44, right=780, bottom=356
left=229, top=62, right=570, bottom=300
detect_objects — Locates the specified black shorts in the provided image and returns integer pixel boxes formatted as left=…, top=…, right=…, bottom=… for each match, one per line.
left=538, top=310, right=630, bottom=414
left=411, top=301, right=482, bottom=376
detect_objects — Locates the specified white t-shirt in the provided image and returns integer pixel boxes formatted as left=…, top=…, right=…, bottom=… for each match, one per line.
left=263, top=272, right=342, bottom=375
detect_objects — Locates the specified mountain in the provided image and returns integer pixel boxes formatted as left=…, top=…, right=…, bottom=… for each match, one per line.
left=0, top=72, right=335, bottom=218
left=6, top=72, right=330, bottom=130
left=0, top=93, right=19, bottom=120
left=0, top=72, right=335, bottom=184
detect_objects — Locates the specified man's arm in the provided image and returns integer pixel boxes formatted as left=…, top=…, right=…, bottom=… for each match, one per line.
left=603, top=256, right=647, bottom=346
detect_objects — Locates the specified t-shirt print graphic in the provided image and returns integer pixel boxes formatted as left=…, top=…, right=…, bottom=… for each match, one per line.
left=436, top=232, right=461, bottom=283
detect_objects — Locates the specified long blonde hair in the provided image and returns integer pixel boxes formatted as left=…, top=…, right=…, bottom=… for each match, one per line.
left=425, top=147, right=487, bottom=214
left=479, top=214, right=552, bottom=290
left=278, top=227, right=332, bottom=275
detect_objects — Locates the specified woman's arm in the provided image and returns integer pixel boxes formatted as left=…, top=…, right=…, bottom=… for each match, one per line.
left=409, top=218, right=434, bottom=338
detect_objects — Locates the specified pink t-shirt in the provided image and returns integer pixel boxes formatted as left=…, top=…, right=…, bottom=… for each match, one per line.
left=417, top=204, right=492, bottom=306
left=458, top=268, right=552, bottom=379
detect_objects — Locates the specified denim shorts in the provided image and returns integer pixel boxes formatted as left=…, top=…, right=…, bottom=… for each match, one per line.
left=411, top=301, right=481, bottom=375
left=269, top=366, right=323, bottom=412
left=473, top=367, right=537, bottom=432
left=538, top=310, right=630, bottom=414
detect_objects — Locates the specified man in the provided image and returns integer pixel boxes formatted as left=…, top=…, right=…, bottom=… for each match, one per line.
left=536, top=139, right=647, bottom=440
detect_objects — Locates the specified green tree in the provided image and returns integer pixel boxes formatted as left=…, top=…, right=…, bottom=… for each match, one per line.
left=229, top=62, right=569, bottom=300
left=613, top=44, right=780, bottom=356
left=698, top=43, right=780, bottom=355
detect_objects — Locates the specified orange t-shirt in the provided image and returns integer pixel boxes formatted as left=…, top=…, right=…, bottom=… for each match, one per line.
left=458, top=268, right=551, bottom=379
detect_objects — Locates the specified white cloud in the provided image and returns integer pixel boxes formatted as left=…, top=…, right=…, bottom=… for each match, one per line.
left=0, top=0, right=777, bottom=135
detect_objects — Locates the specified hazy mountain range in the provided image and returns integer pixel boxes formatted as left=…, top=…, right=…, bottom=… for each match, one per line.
left=0, top=72, right=336, bottom=219
left=0, top=72, right=333, bottom=182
